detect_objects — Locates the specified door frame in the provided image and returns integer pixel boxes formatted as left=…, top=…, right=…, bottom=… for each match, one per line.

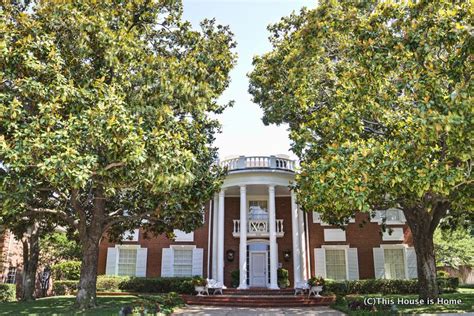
left=249, top=250, right=268, bottom=288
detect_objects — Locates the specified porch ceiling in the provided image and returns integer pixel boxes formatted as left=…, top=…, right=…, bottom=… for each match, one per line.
left=224, top=184, right=291, bottom=196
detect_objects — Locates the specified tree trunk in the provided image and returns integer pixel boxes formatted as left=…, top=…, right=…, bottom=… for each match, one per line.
left=75, top=187, right=105, bottom=309
left=21, top=224, right=41, bottom=301
left=75, top=238, right=100, bottom=309
left=403, top=201, right=449, bottom=301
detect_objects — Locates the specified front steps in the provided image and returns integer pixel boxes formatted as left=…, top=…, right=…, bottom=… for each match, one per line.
left=182, top=288, right=335, bottom=307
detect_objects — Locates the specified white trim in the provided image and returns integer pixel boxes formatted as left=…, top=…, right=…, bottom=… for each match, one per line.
left=382, top=228, right=404, bottom=241
left=318, top=245, right=354, bottom=280
left=379, top=244, right=408, bottom=249
left=122, top=229, right=139, bottom=241
left=249, top=250, right=268, bottom=288
left=170, top=245, right=197, bottom=250
left=173, top=229, right=194, bottom=242
left=115, top=244, right=140, bottom=249
left=207, top=200, right=212, bottom=278
left=113, top=245, right=142, bottom=277
left=324, top=229, right=346, bottom=242
left=379, top=245, right=409, bottom=279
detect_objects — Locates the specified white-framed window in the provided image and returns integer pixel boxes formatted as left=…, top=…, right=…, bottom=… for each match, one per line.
left=122, top=229, right=139, bottom=242
left=326, top=249, right=347, bottom=280
left=118, top=248, right=138, bottom=276
left=6, top=267, right=16, bottom=284
left=372, top=208, right=406, bottom=224
left=105, top=245, right=148, bottom=277
left=173, top=230, right=194, bottom=242
left=173, top=249, right=193, bottom=277
left=382, top=227, right=404, bottom=241
left=248, top=199, right=268, bottom=220
left=373, top=245, right=417, bottom=279
left=314, top=246, right=359, bottom=280
left=384, top=248, right=406, bottom=279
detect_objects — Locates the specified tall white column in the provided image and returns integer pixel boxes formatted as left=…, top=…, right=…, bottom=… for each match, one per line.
left=298, top=209, right=308, bottom=280
left=268, top=185, right=279, bottom=289
left=290, top=191, right=301, bottom=286
left=212, top=194, right=219, bottom=280
left=217, top=190, right=226, bottom=285
left=238, top=186, right=248, bottom=289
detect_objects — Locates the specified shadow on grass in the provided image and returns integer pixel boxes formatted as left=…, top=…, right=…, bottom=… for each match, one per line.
left=0, top=295, right=140, bottom=316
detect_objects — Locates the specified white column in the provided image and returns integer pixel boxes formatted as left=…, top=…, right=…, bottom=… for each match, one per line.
left=212, top=194, right=219, bottom=280
left=290, top=191, right=301, bottom=286
left=298, top=208, right=308, bottom=280
left=217, top=190, right=225, bottom=285
left=268, top=185, right=279, bottom=289
left=238, top=186, right=248, bottom=289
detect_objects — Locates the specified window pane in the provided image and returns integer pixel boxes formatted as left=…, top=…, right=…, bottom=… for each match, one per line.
left=118, top=249, right=137, bottom=276
left=249, top=201, right=268, bottom=220
left=385, top=210, right=400, bottom=221
left=6, top=267, right=16, bottom=284
left=174, top=249, right=193, bottom=277
left=326, top=250, right=346, bottom=280
left=384, top=249, right=405, bottom=279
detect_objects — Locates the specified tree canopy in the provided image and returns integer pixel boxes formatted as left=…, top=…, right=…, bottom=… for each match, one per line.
left=249, top=0, right=472, bottom=300
left=1, top=0, right=236, bottom=308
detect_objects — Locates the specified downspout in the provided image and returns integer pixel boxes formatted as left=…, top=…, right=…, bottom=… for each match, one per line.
left=305, top=212, right=311, bottom=278
left=206, top=200, right=212, bottom=278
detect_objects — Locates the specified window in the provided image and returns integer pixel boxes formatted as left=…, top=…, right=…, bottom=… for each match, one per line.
left=6, top=267, right=16, bottom=284
left=249, top=200, right=268, bottom=220
left=384, top=248, right=405, bottom=279
left=173, top=249, right=193, bottom=277
left=326, top=250, right=346, bottom=280
left=118, top=248, right=137, bottom=276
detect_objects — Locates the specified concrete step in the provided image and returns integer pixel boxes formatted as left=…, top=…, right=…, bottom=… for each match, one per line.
left=182, top=294, right=335, bottom=307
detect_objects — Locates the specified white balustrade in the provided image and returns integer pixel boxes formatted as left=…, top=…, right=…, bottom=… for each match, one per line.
left=232, top=219, right=284, bottom=237
left=220, top=155, right=295, bottom=172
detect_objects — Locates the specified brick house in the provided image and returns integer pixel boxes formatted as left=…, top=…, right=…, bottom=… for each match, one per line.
left=98, top=155, right=418, bottom=288
left=0, top=226, right=22, bottom=286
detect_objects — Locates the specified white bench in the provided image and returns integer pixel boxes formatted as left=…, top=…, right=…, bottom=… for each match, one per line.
left=294, top=281, right=310, bottom=295
left=206, top=278, right=223, bottom=295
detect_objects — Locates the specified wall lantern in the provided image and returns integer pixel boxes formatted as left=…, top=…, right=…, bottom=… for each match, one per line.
left=283, top=250, right=292, bottom=262
left=226, top=249, right=235, bottom=262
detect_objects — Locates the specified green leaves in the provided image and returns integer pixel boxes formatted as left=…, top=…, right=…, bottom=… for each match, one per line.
left=249, top=0, right=472, bottom=222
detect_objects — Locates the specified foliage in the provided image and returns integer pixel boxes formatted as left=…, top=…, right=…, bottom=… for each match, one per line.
left=0, top=0, right=235, bottom=308
left=53, top=280, right=78, bottom=296
left=0, top=284, right=16, bottom=302
left=434, top=227, right=474, bottom=268
left=40, top=232, right=82, bottom=265
left=51, top=261, right=82, bottom=281
left=277, top=268, right=290, bottom=288
left=249, top=0, right=472, bottom=299
left=437, top=270, right=451, bottom=278
left=131, top=293, right=184, bottom=316
left=96, top=276, right=130, bottom=292
left=118, top=277, right=195, bottom=294
left=191, top=276, right=206, bottom=287
left=308, top=276, right=325, bottom=287
left=437, top=277, right=459, bottom=293
left=230, top=270, right=240, bottom=288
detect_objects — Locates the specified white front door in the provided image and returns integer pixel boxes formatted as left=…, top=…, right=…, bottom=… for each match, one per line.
left=250, top=251, right=267, bottom=287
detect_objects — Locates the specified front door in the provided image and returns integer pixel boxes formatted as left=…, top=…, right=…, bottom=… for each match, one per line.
left=250, top=251, right=267, bottom=287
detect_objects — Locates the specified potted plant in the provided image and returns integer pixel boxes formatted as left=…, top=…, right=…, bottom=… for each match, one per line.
left=277, top=268, right=290, bottom=289
left=192, top=276, right=207, bottom=296
left=308, top=276, right=325, bottom=297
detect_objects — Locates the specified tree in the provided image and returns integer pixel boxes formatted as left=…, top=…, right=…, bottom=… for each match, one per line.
left=249, top=0, right=472, bottom=300
left=40, top=232, right=82, bottom=265
left=434, top=227, right=474, bottom=269
left=1, top=0, right=235, bottom=309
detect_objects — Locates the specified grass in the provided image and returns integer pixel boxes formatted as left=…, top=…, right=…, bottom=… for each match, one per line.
left=0, top=295, right=183, bottom=316
left=331, top=288, right=474, bottom=315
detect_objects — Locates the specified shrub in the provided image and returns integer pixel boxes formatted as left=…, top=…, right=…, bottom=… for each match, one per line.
left=437, top=270, right=450, bottom=278
left=119, top=277, right=195, bottom=294
left=51, top=261, right=81, bottom=280
left=0, top=284, right=16, bottom=302
left=53, top=280, right=78, bottom=295
left=438, top=277, right=459, bottom=293
left=277, top=268, right=290, bottom=288
left=322, top=279, right=419, bottom=296
left=191, top=276, right=206, bottom=286
left=231, top=270, right=239, bottom=288
left=97, top=275, right=130, bottom=292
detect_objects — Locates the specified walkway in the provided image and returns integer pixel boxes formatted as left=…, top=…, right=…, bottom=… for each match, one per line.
left=172, top=306, right=345, bottom=315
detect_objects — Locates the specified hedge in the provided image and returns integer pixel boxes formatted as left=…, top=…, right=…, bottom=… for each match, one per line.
left=0, top=284, right=16, bottom=302
left=52, top=280, right=78, bottom=295
left=97, top=275, right=130, bottom=292
left=51, top=261, right=81, bottom=280
left=322, top=278, right=459, bottom=296
left=119, top=277, right=194, bottom=294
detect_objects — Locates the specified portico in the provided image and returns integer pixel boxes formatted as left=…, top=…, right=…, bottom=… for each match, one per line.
left=211, top=156, right=308, bottom=289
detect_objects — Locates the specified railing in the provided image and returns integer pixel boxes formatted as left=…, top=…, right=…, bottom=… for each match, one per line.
left=232, top=219, right=284, bottom=238
left=220, top=155, right=295, bottom=172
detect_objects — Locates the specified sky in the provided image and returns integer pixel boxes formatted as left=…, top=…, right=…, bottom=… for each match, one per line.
left=182, top=0, right=313, bottom=160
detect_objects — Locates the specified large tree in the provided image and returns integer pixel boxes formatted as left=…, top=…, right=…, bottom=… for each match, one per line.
left=249, top=0, right=472, bottom=300
left=0, top=0, right=235, bottom=309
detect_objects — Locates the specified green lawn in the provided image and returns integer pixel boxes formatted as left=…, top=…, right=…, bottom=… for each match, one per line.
left=331, top=288, right=474, bottom=315
left=0, top=295, right=180, bottom=316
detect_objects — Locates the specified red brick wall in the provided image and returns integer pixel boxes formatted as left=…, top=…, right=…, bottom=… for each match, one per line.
left=98, top=202, right=211, bottom=277
left=307, top=212, right=413, bottom=279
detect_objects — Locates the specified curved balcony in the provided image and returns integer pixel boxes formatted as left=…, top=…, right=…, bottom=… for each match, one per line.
left=220, top=155, right=295, bottom=172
